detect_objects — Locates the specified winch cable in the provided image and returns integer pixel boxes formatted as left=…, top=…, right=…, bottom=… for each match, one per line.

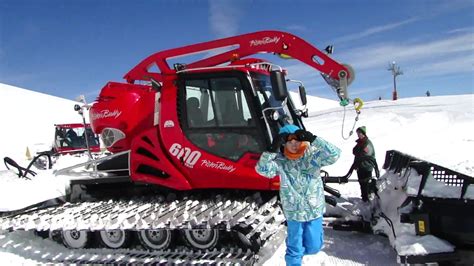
left=340, top=98, right=363, bottom=140
left=341, top=107, right=360, bottom=140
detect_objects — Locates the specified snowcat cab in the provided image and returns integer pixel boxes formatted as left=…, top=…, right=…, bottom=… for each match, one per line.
left=53, top=123, right=100, bottom=154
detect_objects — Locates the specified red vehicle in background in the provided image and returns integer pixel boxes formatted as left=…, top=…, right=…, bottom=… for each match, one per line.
left=53, top=123, right=101, bottom=154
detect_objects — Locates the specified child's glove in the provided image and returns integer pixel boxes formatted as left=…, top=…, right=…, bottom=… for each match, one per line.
left=295, top=129, right=317, bottom=143
left=269, top=136, right=283, bottom=152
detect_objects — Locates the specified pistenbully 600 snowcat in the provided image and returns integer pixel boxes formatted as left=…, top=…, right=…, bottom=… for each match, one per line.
left=0, top=30, right=355, bottom=254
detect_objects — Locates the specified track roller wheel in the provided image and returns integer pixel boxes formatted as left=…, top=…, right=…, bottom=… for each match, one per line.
left=61, top=229, right=91, bottom=248
left=34, top=230, right=50, bottom=239
left=48, top=230, right=62, bottom=243
left=233, top=225, right=262, bottom=252
left=97, top=229, right=132, bottom=249
left=137, top=229, right=173, bottom=250
left=182, top=229, right=219, bottom=250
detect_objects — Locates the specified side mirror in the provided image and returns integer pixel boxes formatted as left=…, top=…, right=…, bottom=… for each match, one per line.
left=298, top=85, right=307, bottom=106
left=270, top=70, right=288, bottom=101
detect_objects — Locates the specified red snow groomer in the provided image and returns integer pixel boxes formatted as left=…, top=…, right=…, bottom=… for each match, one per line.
left=89, top=30, right=353, bottom=191
left=1, top=31, right=355, bottom=255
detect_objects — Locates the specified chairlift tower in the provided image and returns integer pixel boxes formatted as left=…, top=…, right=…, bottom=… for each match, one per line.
left=388, top=61, right=403, bottom=100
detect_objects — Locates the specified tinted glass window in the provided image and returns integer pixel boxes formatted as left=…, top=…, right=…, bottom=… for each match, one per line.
left=183, top=76, right=263, bottom=160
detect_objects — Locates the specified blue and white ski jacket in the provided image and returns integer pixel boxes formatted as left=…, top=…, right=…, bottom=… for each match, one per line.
left=256, top=137, right=341, bottom=222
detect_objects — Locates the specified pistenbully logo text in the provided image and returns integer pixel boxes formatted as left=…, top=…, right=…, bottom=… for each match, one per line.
left=91, top=109, right=122, bottom=120
left=250, top=36, right=280, bottom=46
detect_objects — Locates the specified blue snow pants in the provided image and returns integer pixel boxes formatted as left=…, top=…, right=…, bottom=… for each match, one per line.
left=285, top=217, right=324, bottom=266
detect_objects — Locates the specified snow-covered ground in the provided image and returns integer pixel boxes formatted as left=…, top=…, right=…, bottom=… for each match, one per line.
left=309, top=94, right=473, bottom=179
left=0, top=83, right=88, bottom=162
left=0, top=82, right=472, bottom=264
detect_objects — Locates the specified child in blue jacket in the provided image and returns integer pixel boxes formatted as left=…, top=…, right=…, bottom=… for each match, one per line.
left=256, top=124, right=341, bottom=266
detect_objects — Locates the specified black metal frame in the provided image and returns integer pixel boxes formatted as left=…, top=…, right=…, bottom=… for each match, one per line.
left=383, top=150, right=473, bottom=199
left=383, top=150, right=474, bottom=263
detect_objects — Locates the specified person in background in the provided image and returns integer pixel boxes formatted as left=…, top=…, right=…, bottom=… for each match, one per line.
left=65, top=129, right=78, bottom=147
left=352, top=126, right=379, bottom=202
left=255, top=124, right=341, bottom=266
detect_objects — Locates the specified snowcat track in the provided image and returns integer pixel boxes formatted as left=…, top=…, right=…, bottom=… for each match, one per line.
left=0, top=193, right=284, bottom=247
left=0, top=236, right=257, bottom=265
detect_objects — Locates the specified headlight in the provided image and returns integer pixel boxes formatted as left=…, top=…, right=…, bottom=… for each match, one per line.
left=101, top=128, right=125, bottom=147
left=271, top=110, right=280, bottom=121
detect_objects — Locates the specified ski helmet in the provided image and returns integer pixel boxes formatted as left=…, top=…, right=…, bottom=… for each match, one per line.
left=279, top=124, right=300, bottom=135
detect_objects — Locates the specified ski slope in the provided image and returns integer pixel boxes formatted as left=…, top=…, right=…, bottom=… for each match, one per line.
left=0, top=83, right=472, bottom=264
left=312, top=94, right=473, bottom=179
left=0, top=83, right=88, bottom=163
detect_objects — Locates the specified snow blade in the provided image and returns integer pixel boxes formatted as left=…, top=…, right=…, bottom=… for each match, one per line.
left=383, top=150, right=474, bottom=264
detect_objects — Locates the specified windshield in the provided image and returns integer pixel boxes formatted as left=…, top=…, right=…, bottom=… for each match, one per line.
left=250, top=72, right=300, bottom=130
left=55, top=126, right=100, bottom=149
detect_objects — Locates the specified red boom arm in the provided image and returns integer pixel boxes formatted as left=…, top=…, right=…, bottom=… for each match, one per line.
left=124, top=30, right=351, bottom=99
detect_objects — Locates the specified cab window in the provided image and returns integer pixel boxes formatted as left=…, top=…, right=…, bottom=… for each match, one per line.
left=182, top=76, right=264, bottom=161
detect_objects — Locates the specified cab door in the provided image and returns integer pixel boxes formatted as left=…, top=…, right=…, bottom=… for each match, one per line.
left=178, top=72, right=271, bottom=190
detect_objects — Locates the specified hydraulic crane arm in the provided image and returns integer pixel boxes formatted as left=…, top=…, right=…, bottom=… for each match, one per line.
left=124, top=30, right=353, bottom=100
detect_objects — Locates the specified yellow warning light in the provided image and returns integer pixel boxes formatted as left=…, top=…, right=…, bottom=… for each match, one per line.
left=418, top=220, right=425, bottom=233
left=231, top=53, right=240, bottom=61
left=278, top=53, right=293, bottom=59
left=270, top=180, right=280, bottom=190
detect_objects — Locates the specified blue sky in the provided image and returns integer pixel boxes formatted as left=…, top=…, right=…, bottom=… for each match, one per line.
left=0, top=0, right=472, bottom=102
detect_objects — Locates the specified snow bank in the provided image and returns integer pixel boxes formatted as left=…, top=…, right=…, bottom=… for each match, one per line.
left=0, top=83, right=87, bottom=163
left=311, top=94, right=474, bottom=178
left=289, top=91, right=339, bottom=112
left=0, top=154, right=92, bottom=212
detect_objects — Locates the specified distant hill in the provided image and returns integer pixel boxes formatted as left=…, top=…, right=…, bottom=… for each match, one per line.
left=289, top=91, right=339, bottom=112
left=308, top=94, right=474, bottom=178
left=0, top=83, right=85, bottom=162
